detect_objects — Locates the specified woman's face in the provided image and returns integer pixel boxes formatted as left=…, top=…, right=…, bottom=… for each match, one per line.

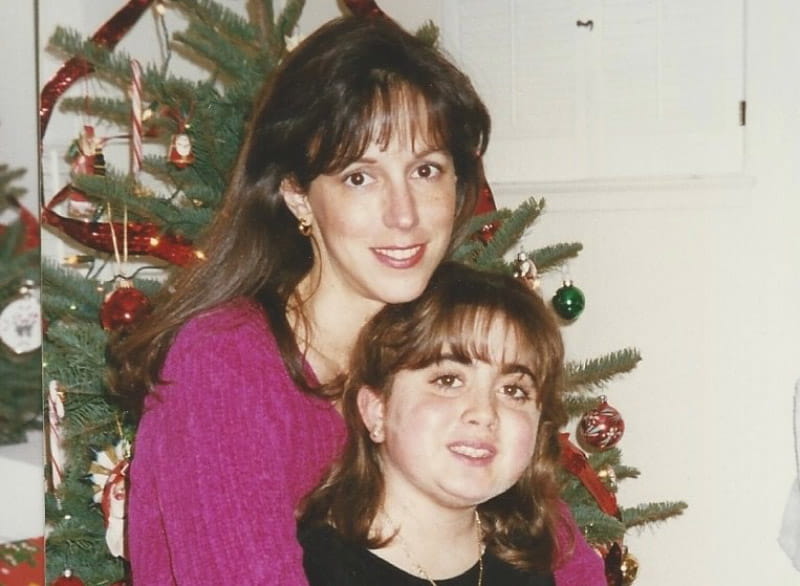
left=289, top=125, right=457, bottom=310
left=359, top=319, right=541, bottom=512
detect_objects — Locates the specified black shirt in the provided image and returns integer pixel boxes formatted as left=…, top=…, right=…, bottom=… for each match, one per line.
left=299, top=523, right=556, bottom=586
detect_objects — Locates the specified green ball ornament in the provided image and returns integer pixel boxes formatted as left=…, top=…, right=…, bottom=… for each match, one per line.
left=552, top=280, right=585, bottom=320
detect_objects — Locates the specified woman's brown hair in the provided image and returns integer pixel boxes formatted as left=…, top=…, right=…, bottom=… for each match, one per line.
left=298, top=261, right=570, bottom=573
left=108, top=16, right=491, bottom=415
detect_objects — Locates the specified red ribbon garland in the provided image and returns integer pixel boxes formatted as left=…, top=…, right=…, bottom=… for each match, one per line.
left=43, top=185, right=197, bottom=266
left=40, top=0, right=154, bottom=138
left=559, top=432, right=620, bottom=517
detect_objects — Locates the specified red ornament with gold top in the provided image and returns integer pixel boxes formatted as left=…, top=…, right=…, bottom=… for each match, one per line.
left=577, top=396, right=625, bottom=451
left=100, top=281, right=151, bottom=331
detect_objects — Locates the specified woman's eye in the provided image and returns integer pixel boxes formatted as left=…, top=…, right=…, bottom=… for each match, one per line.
left=343, top=171, right=373, bottom=187
left=413, top=163, right=441, bottom=179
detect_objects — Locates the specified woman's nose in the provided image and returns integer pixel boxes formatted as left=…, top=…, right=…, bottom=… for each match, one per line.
left=382, top=179, right=418, bottom=230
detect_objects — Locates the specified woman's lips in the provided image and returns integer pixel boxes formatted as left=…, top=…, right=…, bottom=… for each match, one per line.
left=371, top=244, right=426, bottom=268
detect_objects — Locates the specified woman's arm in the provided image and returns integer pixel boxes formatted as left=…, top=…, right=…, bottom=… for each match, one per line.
left=553, top=502, right=607, bottom=586
left=128, top=304, right=343, bottom=584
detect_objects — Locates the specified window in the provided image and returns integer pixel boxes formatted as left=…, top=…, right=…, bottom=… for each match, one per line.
left=441, top=0, right=745, bottom=183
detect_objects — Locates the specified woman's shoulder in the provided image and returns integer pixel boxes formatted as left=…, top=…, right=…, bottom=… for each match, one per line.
left=166, top=297, right=278, bottom=355
left=159, top=297, right=282, bottom=381
left=178, top=297, right=268, bottom=338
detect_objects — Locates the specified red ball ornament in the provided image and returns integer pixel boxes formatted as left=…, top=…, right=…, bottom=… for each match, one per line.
left=577, top=396, right=625, bottom=451
left=343, top=0, right=386, bottom=18
left=51, top=569, right=85, bottom=586
left=473, top=180, right=502, bottom=243
left=100, top=283, right=151, bottom=331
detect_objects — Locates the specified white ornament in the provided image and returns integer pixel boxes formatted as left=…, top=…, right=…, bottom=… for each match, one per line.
left=90, top=439, right=131, bottom=559
left=0, top=285, right=41, bottom=354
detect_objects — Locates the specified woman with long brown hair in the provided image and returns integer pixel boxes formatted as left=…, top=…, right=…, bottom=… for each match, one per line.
left=110, top=14, right=602, bottom=585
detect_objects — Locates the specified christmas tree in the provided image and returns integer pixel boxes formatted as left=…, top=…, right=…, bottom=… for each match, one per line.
left=41, top=1, right=686, bottom=584
left=0, top=164, right=41, bottom=446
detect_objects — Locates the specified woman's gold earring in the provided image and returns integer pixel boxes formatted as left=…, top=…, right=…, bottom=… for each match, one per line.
left=298, top=216, right=312, bottom=237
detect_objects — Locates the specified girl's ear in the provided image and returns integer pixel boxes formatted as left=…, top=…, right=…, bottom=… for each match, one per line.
left=357, top=386, right=386, bottom=443
left=280, top=177, right=313, bottom=222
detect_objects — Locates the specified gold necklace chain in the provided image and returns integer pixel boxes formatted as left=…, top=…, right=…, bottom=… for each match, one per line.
left=387, top=510, right=484, bottom=586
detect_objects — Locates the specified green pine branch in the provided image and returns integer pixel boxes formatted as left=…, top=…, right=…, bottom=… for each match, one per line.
left=173, top=23, right=259, bottom=81
left=0, top=164, right=27, bottom=203
left=49, top=27, right=141, bottom=87
left=0, top=165, right=40, bottom=446
left=42, top=261, right=104, bottom=322
left=173, top=0, right=261, bottom=46
left=474, top=197, right=545, bottom=266
left=415, top=21, right=440, bottom=47
left=621, top=501, right=688, bottom=529
left=276, top=0, right=306, bottom=46
left=565, top=348, right=642, bottom=393
left=254, top=0, right=276, bottom=44
left=586, top=450, right=641, bottom=485
left=58, top=96, right=131, bottom=129
left=70, top=173, right=212, bottom=240
left=529, top=242, right=584, bottom=273
left=570, top=503, right=627, bottom=543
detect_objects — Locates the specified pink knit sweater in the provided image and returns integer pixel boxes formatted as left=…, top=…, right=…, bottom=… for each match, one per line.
left=128, top=300, right=346, bottom=584
left=128, top=300, right=604, bottom=585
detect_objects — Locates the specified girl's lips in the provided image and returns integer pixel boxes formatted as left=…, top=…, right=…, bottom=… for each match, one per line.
left=447, top=441, right=497, bottom=461
left=371, top=244, right=426, bottom=269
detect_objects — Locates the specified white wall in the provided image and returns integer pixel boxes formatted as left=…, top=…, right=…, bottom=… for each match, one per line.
left=0, top=2, right=38, bottom=210
left=2, top=0, right=797, bottom=582
left=502, top=1, right=800, bottom=583
left=0, top=1, right=43, bottom=543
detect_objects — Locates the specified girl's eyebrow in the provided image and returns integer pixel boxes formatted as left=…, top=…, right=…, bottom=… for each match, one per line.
left=433, top=354, right=535, bottom=380
left=501, top=363, right=535, bottom=380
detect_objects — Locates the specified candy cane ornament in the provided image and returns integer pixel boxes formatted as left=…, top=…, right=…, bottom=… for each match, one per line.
left=130, top=59, right=143, bottom=179
left=47, top=380, right=67, bottom=491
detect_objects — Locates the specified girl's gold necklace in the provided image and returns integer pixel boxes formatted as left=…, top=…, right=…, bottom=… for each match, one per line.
left=385, top=510, right=484, bottom=586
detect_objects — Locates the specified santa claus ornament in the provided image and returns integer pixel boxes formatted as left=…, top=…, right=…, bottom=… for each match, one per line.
left=90, top=439, right=131, bottom=559
left=168, top=132, right=195, bottom=168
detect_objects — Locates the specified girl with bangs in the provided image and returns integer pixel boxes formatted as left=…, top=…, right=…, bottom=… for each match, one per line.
left=299, top=262, right=603, bottom=585
left=109, top=13, right=602, bottom=586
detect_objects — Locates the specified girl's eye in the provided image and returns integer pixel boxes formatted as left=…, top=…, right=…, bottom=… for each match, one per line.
left=432, top=374, right=463, bottom=389
left=413, top=163, right=441, bottom=179
left=501, top=385, right=531, bottom=402
left=343, top=171, right=374, bottom=187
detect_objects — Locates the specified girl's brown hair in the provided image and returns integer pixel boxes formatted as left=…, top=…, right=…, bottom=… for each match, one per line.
left=299, top=261, right=569, bottom=573
left=108, top=16, right=491, bottom=415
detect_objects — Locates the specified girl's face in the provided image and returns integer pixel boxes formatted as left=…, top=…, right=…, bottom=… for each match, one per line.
left=283, top=120, right=457, bottom=311
left=359, top=319, right=541, bottom=513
